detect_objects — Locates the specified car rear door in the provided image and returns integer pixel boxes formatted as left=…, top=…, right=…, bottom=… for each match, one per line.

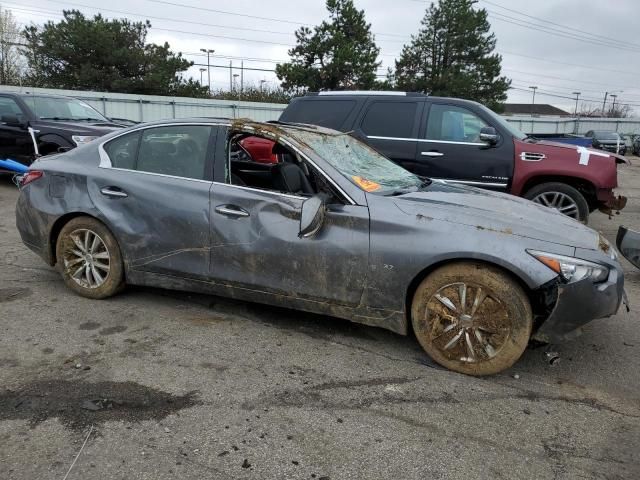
left=208, top=128, right=370, bottom=307
left=415, top=101, right=513, bottom=190
left=89, top=123, right=217, bottom=279
left=352, top=98, right=423, bottom=171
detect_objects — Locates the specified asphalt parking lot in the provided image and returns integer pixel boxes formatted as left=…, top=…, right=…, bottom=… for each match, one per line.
left=1, top=164, right=639, bottom=480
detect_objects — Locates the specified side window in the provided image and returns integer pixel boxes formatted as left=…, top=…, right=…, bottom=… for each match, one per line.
left=280, top=100, right=356, bottom=130
left=0, top=97, right=26, bottom=121
left=360, top=102, right=417, bottom=138
left=104, top=131, right=140, bottom=170
left=426, top=104, right=488, bottom=143
left=137, top=125, right=212, bottom=180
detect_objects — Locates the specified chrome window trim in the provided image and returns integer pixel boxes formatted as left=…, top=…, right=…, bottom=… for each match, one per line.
left=99, top=121, right=357, bottom=205
left=431, top=178, right=507, bottom=188
left=367, top=135, right=485, bottom=146
left=229, top=125, right=356, bottom=206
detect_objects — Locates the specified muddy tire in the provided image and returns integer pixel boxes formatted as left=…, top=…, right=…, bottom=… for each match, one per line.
left=524, top=182, right=589, bottom=223
left=411, top=262, right=532, bottom=376
left=55, top=216, right=124, bottom=299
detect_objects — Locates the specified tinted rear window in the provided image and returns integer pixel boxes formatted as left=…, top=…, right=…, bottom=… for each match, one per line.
left=360, top=102, right=417, bottom=138
left=280, top=99, right=356, bottom=130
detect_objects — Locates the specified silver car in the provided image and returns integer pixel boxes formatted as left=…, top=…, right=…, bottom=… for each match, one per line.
left=15, top=119, right=625, bottom=375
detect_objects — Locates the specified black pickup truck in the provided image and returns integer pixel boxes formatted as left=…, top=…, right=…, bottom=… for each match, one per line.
left=0, top=92, right=125, bottom=167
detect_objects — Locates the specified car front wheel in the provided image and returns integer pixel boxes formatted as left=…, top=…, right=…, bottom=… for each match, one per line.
left=411, top=262, right=532, bottom=376
left=524, top=182, right=589, bottom=222
left=55, top=216, right=124, bottom=299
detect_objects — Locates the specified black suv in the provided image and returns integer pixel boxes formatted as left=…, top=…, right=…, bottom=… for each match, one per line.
left=584, top=130, right=627, bottom=155
left=0, top=92, right=125, bottom=167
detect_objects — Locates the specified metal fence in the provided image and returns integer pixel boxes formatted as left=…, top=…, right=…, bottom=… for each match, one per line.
left=3, top=85, right=640, bottom=134
left=503, top=116, right=640, bottom=135
left=0, top=85, right=286, bottom=122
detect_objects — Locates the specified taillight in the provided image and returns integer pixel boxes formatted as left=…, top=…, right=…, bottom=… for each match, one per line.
left=20, top=170, right=44, bottom=187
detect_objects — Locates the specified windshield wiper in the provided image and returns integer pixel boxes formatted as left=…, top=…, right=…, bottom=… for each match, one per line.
left=39, top=116, right=75, bottom=121
left=73, top=117, right=106, bottom=122
left=386, top=178, right=433, bottom=196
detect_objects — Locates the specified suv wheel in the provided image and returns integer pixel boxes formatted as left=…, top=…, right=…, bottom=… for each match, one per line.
left=411, top=262, right=532, bottom=376
left=524, top=182, right=589, bottom=222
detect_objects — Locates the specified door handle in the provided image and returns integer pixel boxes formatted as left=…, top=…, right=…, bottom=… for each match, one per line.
left=215, top=205, right=250, bottom=218
left=421, top=151, right=444, bottom=157
left=100, top=186, right=128, bottom=198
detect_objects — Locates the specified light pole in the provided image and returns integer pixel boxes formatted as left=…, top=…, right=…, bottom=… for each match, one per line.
left=260, top=80, right=267, bottom=92
left=572, top=92, right=581, bottom=116
left=529, top=86, right=538, bottom=117
left=610, top=94, right=618, bottom=114
left=199, top=68, right=206, bottom=86
left=199, top=48, right=215, bottom=93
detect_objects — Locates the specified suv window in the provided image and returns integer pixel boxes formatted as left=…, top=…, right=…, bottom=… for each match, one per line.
left=360, top=102, right=417, bottom=138
left=281, top=99, right=356, bottom=130
left=426, top=104, right=488, bottom=143
left=104, top=131, right=140, bottom=170
left=0, top=97, right=26, bottom=121
left=105, top=126, right=212, bottom=180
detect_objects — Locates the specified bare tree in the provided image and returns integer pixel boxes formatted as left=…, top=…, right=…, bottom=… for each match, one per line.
left=577, top=101, right=634, bottom=118
left=0, top=6, right=24, bottom=85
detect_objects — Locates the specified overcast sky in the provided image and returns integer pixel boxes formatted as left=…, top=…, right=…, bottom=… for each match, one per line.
left=8, top=0, right=640, bottom=114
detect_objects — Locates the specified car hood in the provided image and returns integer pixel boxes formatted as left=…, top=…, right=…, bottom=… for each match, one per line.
left=393, top=181, right=599, bottom=250
left=523, top=138, right=628, bottom=164
left=33, top=119, right=124, bottom=135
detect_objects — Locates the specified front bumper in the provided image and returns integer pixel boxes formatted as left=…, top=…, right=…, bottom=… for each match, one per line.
left=532, top=264, right=625, bottom=343
left=597, top=189, right=627, bottom=215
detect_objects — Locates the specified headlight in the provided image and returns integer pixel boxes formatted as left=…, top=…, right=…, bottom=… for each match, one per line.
left=72, top=135, right=99, bottom=146
left=528, top=250, right=609, bottom=283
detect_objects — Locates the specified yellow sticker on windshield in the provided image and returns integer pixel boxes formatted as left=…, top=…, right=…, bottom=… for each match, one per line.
left=352, top=176, right=381, bottom=192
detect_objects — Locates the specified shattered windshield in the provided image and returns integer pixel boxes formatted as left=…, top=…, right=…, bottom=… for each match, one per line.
left=290, top=129, right=424, bottom=195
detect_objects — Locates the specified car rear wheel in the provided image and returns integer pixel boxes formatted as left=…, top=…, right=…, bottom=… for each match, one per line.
left=55, top=216, right=124, bottom=299
left=411, top=262, right=532, bottom=376
left=524, top=182, right=589, bottom=222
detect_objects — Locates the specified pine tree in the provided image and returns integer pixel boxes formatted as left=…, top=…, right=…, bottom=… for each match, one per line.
left=276, top=0, right=380, bottom=92
left=394, top=0, right=510, bottom=110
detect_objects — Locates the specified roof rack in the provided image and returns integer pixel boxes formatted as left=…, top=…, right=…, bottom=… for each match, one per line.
left=305, top=91, right=428, bottom=97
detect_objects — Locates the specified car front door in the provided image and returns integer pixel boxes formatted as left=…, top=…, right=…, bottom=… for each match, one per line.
left=89, top=123, right=217, bottom=279
left=208, top=129, right=370, bottom=307
left=0, top=96, right=34, bottom=164
left=353, top=98, right=423, bottom=171
left=415, top=102, right=514, bottom=190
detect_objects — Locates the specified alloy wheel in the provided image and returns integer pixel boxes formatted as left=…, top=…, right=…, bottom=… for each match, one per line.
left=423, top=282, right=512, bottom=364
left=531, top=191, right=579, bottom=219
left=63, top=228, right=111, bottom=289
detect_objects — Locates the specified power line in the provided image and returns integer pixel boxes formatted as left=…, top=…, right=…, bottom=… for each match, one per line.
left=487, top=10, right=640, bottom=53
left=510, top=85, right=640, bottom=107
left=480, top=0, right=640, bottom=49
left=503, top=68, right=640, bottom=94
left=143, top=0, right=409, bottom=39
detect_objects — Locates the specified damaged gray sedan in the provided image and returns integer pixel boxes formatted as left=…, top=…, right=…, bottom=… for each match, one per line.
left=16, top=119, right=625, bottom=375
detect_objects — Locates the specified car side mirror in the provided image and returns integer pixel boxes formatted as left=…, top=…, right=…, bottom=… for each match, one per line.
left=1, top=114, right=27, bottom=129
left=479, top=127, right=499, bottom=145
left=299, top=194, right=327, bottom=238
